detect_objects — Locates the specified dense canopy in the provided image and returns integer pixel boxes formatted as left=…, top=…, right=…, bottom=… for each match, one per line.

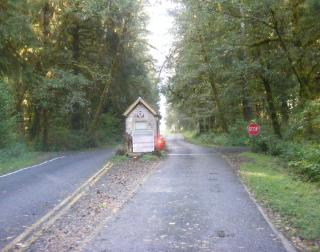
left=166, top=0, right=320, bottom=139
left=165, top=0, right=320, bottom=181
left=0, top=0, right=159, bottom=150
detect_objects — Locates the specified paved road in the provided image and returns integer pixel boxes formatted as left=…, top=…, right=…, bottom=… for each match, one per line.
left=0, top=148, right=114, bottom=248
left=86, top=136, right=289, bottom=252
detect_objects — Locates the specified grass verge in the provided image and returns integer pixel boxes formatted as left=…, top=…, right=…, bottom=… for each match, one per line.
left=0, top=151, right=57, bottom=176
left=111, top=155, right=130, bottom=163
left=239, top=152, right=320, bottom=250
left=111, top=153, right=162, bottom=163
left=182, top=130, right=251, bottom=147
left=182, top=131, right=217, bottom=147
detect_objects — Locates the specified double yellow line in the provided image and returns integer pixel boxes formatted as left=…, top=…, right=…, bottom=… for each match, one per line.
left=2, top=162, right=113, bottom=252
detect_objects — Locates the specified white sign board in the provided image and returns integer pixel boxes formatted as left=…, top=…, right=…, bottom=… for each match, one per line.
left=132, top=130, right=154, bottom=153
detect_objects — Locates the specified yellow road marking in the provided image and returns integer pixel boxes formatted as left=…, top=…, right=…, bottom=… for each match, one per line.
left=78, top=162, right=161, bottom=251
left=1, top=162, right=113, bottom=252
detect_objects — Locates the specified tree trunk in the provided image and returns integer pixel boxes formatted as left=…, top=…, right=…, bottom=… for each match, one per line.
left=279, top=93, right=289, bottom=126
left=16, top=95, right=25, bottom=137
left=239, top=5, right=253, bottom=122
left=41, top=1, right=51, bottom=149
left=42, top=1, right=50, bottom=40
left=88, top=12, right=131, bottom=134
left=241, top=77, right=253, bottom=122
left=260, top=76, right=282, bottom=138
left=71, top=23, right=82, bottom=130
left=29, top=107, right=41, bottom=140
left=72, top=24, right=80, bottom=74
left=270, top=9, right=310, bottom=103
left=88, top=81, right=111, bottom=134
left=42, top=109, right=49, bottom=150
left=193, top=12, right=229, bottom=133
left=88, top=53, right=121, bottom=134
left=209, top=73, right=229, bottom=133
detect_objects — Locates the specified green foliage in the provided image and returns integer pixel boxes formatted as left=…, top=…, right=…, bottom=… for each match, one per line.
left=92, top=113, right=123, bottom=146
left=187, top=125, right=320, bottom=182
left=226, top=121, right=251, bottom=146
left=167, top=0, right=320, bottom=181
left=240, top=152, right=320, bottom=241
left=0, top=80, right=15, bottom=148
left=45, top=127, right=89, bottom=151
left=37, top=69, right=89, bottom=111
left=250, top=134, right=320, bottom=182
left=0, top=143, right=28, bottom=161
left=0, top=0, right=159, bottom=153
left=250, top=134, right=281, bottom=154
left=184, top=121, right=251, bottom=147
left=186, top=131, right=249, bottom=147
left=111, top=155, right=130, bottom=163
left=0, top=144, right=54, bottom=176
left=288, top=99, right=320, bottom=140
left=141, top=154, right=160, bottom=162
left=40, top=113, right=121, bottom=151
left=286, top=143, right=320, bottom=182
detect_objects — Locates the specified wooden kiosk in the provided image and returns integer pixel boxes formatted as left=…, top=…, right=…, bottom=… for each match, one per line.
left=123, top=97, right=160, bottom=153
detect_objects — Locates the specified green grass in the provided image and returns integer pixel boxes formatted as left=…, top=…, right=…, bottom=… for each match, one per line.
left=0, top=151, right=56, bottom=176
left=183, top=131, right=217, bottom=147
left=111, top=155, right=130, bottom=163
left=141, top=154, right=160, bottom=161
left=183, top=130, right=250, bottom=147
left=239, top=152, right=320, bottom=241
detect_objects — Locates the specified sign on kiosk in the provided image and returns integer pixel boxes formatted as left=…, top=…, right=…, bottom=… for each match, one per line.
left=123, top=97, right=161, bottom=153
left=247, top=122, right=260, bottom=136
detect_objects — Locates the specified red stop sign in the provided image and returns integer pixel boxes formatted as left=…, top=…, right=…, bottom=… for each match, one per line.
left=247, top=123, right=260, bottom=136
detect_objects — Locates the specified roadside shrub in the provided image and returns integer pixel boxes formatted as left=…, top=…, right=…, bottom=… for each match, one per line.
left=46, top=126, right=89, bottom=150
left=185, top=123, right=320, bottom=182
left=45, top=112, right=122, bottom=151
left=94, top=113, right=122, bottom=145
left=249, top=123, right=283, bottom=155
left=227, top=121, right=251, bottom=146
left=0, top=80, right=16, bottom=148
left=249, top=131, right=320, bottom=181
left=252, top=137, right=320, bottom=182
left=0, top=143, right=28, bottom=161
left=188, top=121, right=251, bottom=147
left=99, top=113, right=122, bottom=136
left=287, top=143, right=320, bottom=182
left=192, top=132, right=231, bottom=146
left=197, top=132, right=220, bottom=145
left=287, top=99, right=320, bottom=141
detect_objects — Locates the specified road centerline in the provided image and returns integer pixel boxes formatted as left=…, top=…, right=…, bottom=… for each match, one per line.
left=0, top=156, right=66, bottom=178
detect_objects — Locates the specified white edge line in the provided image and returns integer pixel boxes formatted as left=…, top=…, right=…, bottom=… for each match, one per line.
left=242, top=182, right=297, bottom=252
left=220, top=154, right=297, bottom=252
left=0, top=156, right=66, bottom=178
left=167, top=153, right=215, bottom=156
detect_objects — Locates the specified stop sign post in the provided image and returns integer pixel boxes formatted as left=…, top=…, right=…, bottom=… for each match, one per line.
left=247, top=123, right=260, bottom=136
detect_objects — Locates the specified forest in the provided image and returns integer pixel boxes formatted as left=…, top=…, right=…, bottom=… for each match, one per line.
left=0, top=0, right=159, bottom=156
left=165, top=0, right=320, bottom=181
left=1, top=0, right=319, bottom=181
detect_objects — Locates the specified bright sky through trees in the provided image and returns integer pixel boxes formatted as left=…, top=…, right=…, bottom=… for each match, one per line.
left=146, top=0, right=176, bottom=131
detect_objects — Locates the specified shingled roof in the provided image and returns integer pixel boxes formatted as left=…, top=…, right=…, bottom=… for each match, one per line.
left=123, top=97, right=158, bottom=117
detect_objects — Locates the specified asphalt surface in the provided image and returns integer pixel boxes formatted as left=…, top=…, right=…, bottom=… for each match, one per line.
left=86, top=136, right=288, bottom=252
left=0, top=148, right=114, bottom=248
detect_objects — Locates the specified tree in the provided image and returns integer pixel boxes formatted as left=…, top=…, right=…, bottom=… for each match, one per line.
left=0, top=0, right=159, bottom=151
left=166, top=0, right=320, bottom=139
